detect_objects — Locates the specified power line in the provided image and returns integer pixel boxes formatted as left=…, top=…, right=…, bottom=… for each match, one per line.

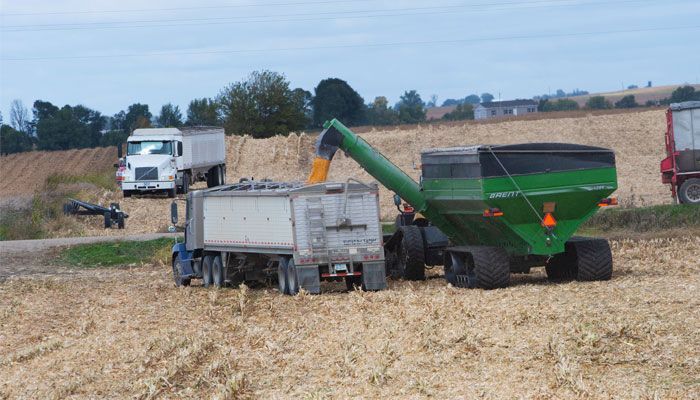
left=0, top=0, right=663, bottom=33
left=0, top=0, right=376, bottom=17
left=2, top=25, right=697, bottom=62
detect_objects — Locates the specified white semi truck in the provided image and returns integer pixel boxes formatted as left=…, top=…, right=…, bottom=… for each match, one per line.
left=118, top=126, right=226, bottom=198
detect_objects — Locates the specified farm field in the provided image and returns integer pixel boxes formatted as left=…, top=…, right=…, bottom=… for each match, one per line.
left=0, top=109, right=674, bottom=237
left=0, top=235, right=698, bottom=398
left=566, top=84, right=700, bottom=107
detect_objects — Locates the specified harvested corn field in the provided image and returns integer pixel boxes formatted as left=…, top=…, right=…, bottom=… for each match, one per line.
left=0, top=235, right=698, bottom=398
left=0, top=110, right=672, bottom=237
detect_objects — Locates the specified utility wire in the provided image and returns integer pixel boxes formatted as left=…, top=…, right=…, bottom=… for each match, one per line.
left=2, top=25, right=697, bottom=62
left=1, top=0, right=663, bottom=32
left=0, top=0, right=377, bottom=17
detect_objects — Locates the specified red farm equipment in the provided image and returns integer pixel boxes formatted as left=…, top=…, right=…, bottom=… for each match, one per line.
left=660, top=101, right=700, bottom=204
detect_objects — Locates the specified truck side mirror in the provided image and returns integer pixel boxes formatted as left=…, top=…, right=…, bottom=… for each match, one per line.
left=393, top=194, right=401, bottom=206
left=170, top=201, right=178, bottom=224
left=117, top=143, right=123, bottom=158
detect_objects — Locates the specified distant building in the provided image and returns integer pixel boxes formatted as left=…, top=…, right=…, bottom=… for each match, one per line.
left=474, top=99, right=538, bottom=120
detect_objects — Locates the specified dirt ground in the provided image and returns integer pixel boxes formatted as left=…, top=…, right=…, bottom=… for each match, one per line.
left=1, top=235, right=698, bottom=399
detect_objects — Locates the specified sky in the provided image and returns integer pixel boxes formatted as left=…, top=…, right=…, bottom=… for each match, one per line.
left=1, top=0, right=699, bottom=120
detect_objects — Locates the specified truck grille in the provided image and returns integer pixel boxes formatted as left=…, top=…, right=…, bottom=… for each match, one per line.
left=135, top=167, right=158, bottom=181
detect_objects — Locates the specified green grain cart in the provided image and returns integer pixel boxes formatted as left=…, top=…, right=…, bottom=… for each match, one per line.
left=308, top=119, right=618, bottom=289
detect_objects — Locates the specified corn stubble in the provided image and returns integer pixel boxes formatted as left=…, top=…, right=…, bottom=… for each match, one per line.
left=0, top=236, right=698, bottom=398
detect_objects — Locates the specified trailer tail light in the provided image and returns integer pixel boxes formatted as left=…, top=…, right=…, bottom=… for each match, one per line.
left=403, top=204, right=414, bottom=213
left=483, top=208, right=504, bottom=217
left=598, top=197, right=618, bottom=207
left=541, top=212, right=557, bottom=229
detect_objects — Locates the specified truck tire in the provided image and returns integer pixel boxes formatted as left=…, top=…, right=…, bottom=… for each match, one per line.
left=469, top=247, right=510, bottom=289
left=546, top=237, right=613, bottom=282
left=212, top=255, right=224, bottom=288
left=123, top=190, right=132, bottom=198
left=207, top=166, right=220, bottom=188
left=104, top=211, right=112, bottom=228
left=397, top=226, right=426, bottom=281
left=679, top=178, right=700, bottom=204
left=277, top=261, right=289, bottom=294
left=572, top=238, right=613, bottom=281
left=287, top=259, right=299, bottom=295
left=167, top=188, right=176, bottom=198
left=172, top=254, right=191, bottom=287
left=180, top=172, right=190, bottom=194
left=202, top=255, right=214, bottom=288
left=345, top=276, right=362, bottom=291
left=219, top=165, right=226, bottom=185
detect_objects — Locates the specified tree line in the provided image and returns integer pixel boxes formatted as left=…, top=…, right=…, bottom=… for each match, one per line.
left=2, top=70, right=468, bottom=154
left=537, top=85, right=700, bottom=112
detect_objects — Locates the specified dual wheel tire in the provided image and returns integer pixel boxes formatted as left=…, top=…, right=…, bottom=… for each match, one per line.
left=545, top=237, right=613, bottom=281
left=207, top=165, right=225, bottom=188
left=277, top=258, right=298, bottom=295
left=202, top=255, right=225, bottom=288
left=444, top=246, right=510, bottom=290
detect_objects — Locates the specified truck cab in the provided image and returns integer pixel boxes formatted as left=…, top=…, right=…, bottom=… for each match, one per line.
left=660, top=101, right=700, bottom=204
left=119, top=127, right=226, bottom=198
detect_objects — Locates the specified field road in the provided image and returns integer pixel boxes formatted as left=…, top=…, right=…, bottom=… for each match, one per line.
left=0, top=233, right=178, bottom=280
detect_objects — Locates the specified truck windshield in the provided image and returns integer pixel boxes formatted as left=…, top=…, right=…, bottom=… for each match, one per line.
left=127, top=141, right=173, bottom=156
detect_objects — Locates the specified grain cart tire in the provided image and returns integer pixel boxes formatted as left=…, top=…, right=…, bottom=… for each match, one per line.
left=103, top=212, right=112, bottom=228
left=573, top=238, right=613, bottom=281
left=117, top=213, right=125, bottom=229
left=172, top=254, right=191, bottom=287
left=678, top=178, right=700, bottom=204
left=202, top=255, right=214, bottom=288
left=287, top=259, right=299, bottom=295
left=277, top=261, right=289, bottom=294
left=212, top=255, right=225, bottom=288
left=397, top=226, right=426, bottom=281
left=469, top=247, right=510, bottom=289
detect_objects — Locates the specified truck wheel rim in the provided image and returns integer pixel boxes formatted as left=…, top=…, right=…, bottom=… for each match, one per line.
left=687, top=183, right=700, bottom=202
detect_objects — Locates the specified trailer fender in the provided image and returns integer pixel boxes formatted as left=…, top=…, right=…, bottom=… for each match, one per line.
left=172, top=242, right=195, bottom=277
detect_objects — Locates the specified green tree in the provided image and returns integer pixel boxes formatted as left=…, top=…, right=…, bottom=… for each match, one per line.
left=312, top=78, right=366, bottom=127
left=442, top=103, right=474, bottom=121
left=480, top=93, right=494, bottom=103
left=186, top=98, right=220, bottom=126
left=539, top=99, right=579, bottom=112
left=397, top=90, right=426, bottom=124
left=614, top=95, right=638, bottom=109
left=100, top=130, right=129, bottom=147
left=367, top=96, right=399, bottom=126
left=32, top=101, right=105, bottom=150
left=157, top=103, right=183, bottom=127
left=464, top=94, right=481, bottom=104
left=218, top=70, right=308, bottom=137
left=123, top=103, right=152, bottom=133
left=0, top=124, right=33, bottom=154
left=585, top=96, right=612, bottom=110
left=669, top=85, right=700, bottom=103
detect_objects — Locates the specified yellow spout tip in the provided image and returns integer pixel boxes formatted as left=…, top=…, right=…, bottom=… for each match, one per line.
left=306, top=157, right=332, bottom=184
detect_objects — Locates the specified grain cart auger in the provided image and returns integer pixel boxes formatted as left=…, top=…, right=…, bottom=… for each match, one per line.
left=307, top=118, right=619, bottom=289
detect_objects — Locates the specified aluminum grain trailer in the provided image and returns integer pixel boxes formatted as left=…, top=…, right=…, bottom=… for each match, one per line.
left=171, top=180, right=387, bottom=294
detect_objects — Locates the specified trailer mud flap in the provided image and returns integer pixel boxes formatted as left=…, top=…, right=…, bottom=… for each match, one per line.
left=362, top=262, right=387, bottom=291
left=297, top=265, right=321, bottom=294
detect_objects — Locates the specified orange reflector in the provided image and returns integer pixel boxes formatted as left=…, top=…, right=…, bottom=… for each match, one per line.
left=483, top=208, right=504, bottom=217
left=598, top=197, right=618, bottom=207
left=541, top=212, right=557, bottom=228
